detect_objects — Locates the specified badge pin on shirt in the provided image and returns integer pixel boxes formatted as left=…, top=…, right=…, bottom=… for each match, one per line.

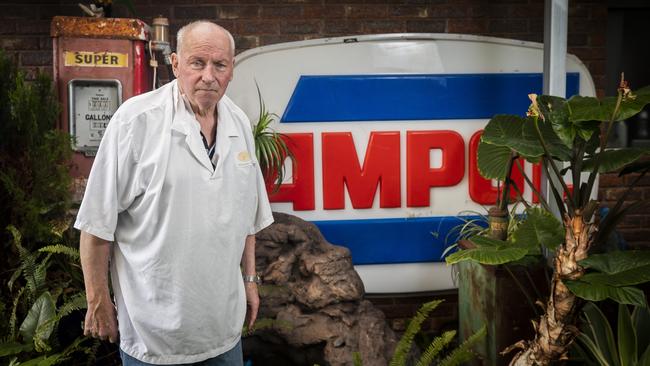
left=237, top=151, right=252, bottom=166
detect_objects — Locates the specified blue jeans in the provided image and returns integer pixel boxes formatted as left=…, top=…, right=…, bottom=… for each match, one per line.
left=120, top=340, right=243, bottom=366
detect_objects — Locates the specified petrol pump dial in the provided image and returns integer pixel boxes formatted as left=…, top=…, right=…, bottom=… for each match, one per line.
left=68, top=79, right=122, bottom=156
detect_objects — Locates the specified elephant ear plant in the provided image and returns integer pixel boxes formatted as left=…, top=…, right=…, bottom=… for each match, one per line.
left=446, top=77, right=650, bottom=365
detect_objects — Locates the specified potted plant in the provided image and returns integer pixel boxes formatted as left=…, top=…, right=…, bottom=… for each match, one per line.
left=251, top=85, right=293, bottom=192
left=446, top=76, right=650, bottom=365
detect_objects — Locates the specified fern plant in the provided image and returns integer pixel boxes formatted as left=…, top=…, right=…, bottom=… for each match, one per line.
left=357, top=300, right=486, bottom=366
left=0, top=226, right=89, bottom=364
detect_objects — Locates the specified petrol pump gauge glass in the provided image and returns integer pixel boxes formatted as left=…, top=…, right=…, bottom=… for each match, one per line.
left=68, top=79, right=122, bottom=156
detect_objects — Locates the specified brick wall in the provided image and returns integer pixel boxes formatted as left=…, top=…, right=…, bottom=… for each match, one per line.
left=3, top=0, right=648, bottom=329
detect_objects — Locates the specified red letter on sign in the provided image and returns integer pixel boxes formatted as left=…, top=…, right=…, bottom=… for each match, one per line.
left=468, top=131, right=524, bottom=205
left=407, top=131, right=464, bottom=207
left=322, top=132, right=400, bottom=209
left=268, top=133, right=315, bottom=211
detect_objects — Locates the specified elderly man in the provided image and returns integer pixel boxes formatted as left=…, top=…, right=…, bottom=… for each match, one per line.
left=74, top=20, right=273, bottom=365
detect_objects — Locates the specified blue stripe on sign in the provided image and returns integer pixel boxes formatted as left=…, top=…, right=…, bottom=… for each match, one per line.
left=312, top=216, right=484, bottom=265
left=281, top=73, right=580, bottom=122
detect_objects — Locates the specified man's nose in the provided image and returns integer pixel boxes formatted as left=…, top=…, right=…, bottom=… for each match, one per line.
left=201, top=66, right=216, bottom=83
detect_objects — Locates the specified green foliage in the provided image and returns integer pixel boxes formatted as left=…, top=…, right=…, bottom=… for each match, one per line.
left=1, top=226, right=89, bottom=364
left=465, top=80, right=650, bottom=307
left=252, top=84, right=293, bottom=192
left=445, top=207, right=563, bottom=265
left=357, top=300, right=484, bottom=366
left=0, top=50, right=72, bottom=249
left=574, top=302, right=650, bottom=365
left=565, top=251, right=650, bottom=307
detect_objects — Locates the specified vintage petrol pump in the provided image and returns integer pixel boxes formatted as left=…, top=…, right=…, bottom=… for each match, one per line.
left=51, top=16, right=155, bottom=177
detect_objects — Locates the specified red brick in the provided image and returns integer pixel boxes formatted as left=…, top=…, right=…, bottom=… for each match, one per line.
left=16, top=20, right=50, bottom=35
left=569, top=4, right=589, bottom=18
left=389, top=5, right=429, bottom=18
left=598, top=173, right=624, bottom=188
left=233, top=35, right=258, bottom=50
left=303, top=5, right=345, bottom=18
left=586, top=60, right=605, bottom=76
left=175, top=6, right=218, bottom=20
left=362, top=20, right=405, bottom=33
left=509, top=4, right=544, bottom=18
left=620, top=229, right=650, bottom=243
left=429, top=5, right=468, bottom=18
left=406, top=20, right=445, bottom=33
left=323, top=19, right=363, bottom=35
left=603, top=187, right=643, bottom=202
left=589, top=33, right=605, bottom=47
left=132, top=6, right=172, bottom=20
left=569, top=47, right=606, bottom=61
left=0, top=5, right=37, bottom=18
left=529, top=17, right=544, bottom=33
left=619, top=214, right=644, bottom=229
left=448, top=18, right=488, bottom=34
left=259, top=34, right=303, bottom=46
left=236, top=20, right=280, bottom=35
left=568, top=33, right=588, bottom=47
left=0, top=19, right=15, bottom=34
left=20, top=51, right=51, bottom=66
left=589, top=5, right=608, bottom=20
left=218, top=5, right=259, bottom=19
left=37, top=4, right=80, bottom=19
left=489, top=19, right=527, bottom=34
left=282, top=20, right=320, bottom=34
left=569, top=19, right=603, bottom=34
left=261, top=5, right=302, bottom=18
left=345, top=4, right=388, bottom=18
left=0, top=37, right=39, bottom=50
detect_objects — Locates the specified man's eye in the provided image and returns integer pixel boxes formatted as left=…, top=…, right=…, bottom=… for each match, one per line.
left=190, top=61, right=204, bottom=68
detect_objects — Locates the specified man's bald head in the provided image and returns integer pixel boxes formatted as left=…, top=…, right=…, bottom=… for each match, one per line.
left=176, top=20, right=235, bottom=58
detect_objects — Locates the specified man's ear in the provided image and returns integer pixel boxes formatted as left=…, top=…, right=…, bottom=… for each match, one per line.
left=171, top=53, right=179, bottom=77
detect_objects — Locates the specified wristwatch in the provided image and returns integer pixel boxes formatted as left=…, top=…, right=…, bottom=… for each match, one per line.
left=243, top=274, right=261, bottom=284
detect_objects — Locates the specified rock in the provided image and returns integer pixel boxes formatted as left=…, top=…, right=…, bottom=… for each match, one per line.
left=247, top=212, right=397, bottom=366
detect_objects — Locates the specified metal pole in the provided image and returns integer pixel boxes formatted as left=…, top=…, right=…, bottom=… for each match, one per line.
left=542, top=0, right=568, bottom=220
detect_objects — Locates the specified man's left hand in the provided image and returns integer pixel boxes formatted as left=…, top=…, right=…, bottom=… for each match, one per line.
left=244, top=282, right=259, bottom=332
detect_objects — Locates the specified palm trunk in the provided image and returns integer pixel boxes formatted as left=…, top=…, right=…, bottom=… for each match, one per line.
left=507, top=213, right=595, bottom=365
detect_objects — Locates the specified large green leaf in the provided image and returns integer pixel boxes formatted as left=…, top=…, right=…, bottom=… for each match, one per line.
left=565, top=280, right=647, bottom=307
left=0, top=341, right=34, bottom=357
left=579, top=251, right=650, bottom=274
left=618, top=304, right=636, bottom=366
left=523, top=117, right=572, bottom=161
left=18, top=291, right=56, bottom=343
left=583, top=148, right=650, bottom=173
left=481, top=114, right=544, bottom=158
left=477, top=140, right=513, bottom=180
left=633, top=305, right=650, bottom=362
left=581, top=302, right=618, bottom=366
left=568, top=95, right=610, bottom=122
left=618, top=91, right=650, bottom=121
left=511, top=207, right=564, bottom=251
left=445, top=246, right=528, bottom=265
left=619, top=160, right=650, bottom=176
left=576, top=333, right=615, bottom=366
left=537, top=95, right=575, bottom=147
left=568, top=90, right=650, bottom=123
left=580, top=265, right=650, bottom=288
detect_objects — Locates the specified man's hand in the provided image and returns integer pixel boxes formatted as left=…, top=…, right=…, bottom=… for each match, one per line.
left=80, top=231, right=118, bottom=343
left=84, top=296, right=119, bottom=343
left=244, top=282, right=259, bottom=332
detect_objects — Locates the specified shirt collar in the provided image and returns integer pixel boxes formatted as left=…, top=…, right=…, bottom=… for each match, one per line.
left=171, top=80, right=239, bottom=138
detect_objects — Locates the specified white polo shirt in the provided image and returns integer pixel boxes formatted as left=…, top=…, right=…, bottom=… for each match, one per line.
left=74, top=80, right=273, bottom=364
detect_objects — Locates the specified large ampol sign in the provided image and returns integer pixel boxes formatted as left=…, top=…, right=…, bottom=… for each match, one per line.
left=228, top=34, right=596, bottom=293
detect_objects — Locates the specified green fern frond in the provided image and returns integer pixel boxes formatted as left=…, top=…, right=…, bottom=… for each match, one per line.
left=415, top=330, right=457, bottom=366
left=439, top=325, right=487, bottom=366
left=38, top=244, right=80, bottom=261
left=353, top=351, right=363, bottom=366
left=390, top=300, right=444, bottom=366
left=36, top=292, right=87, bottom=340
left=9, top=287, right=25, bottom=340
left=33, top=253, right=53, bottom=293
